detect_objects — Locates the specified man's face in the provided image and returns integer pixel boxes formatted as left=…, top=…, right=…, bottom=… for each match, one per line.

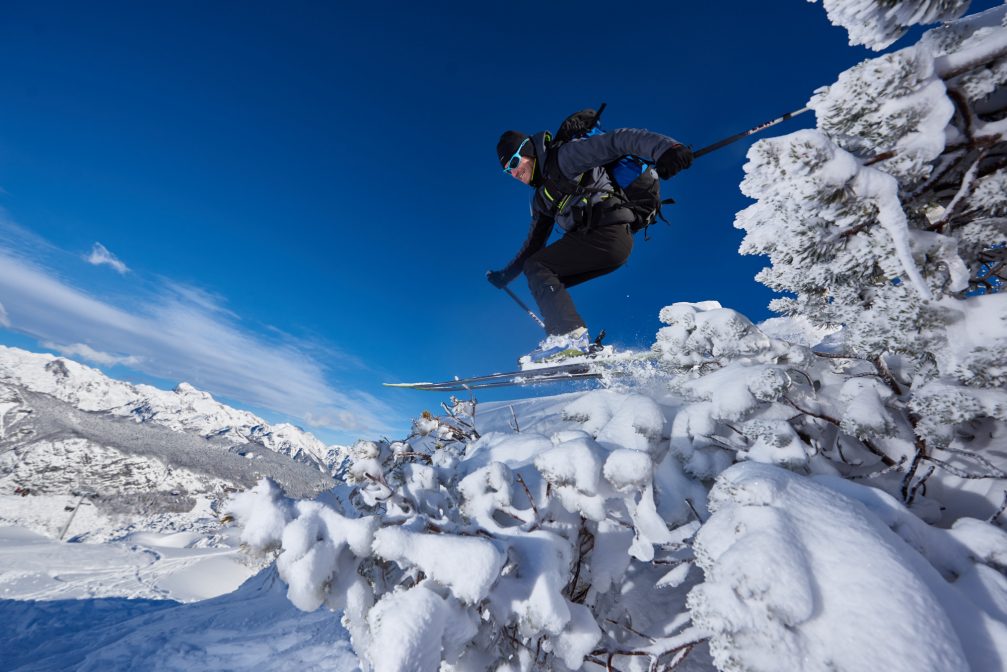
left=507, top=156, right=534, bottom=186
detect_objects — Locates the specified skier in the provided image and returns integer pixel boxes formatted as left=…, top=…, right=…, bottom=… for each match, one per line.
left=487, top=122, right=693, bottom=362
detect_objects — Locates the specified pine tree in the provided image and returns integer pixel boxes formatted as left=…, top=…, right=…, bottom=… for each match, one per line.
left=736, top=3, right=1007, bottom=493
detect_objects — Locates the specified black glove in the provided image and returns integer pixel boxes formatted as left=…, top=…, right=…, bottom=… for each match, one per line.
left=656, top=144, right=694, bottom=179
left=486, top=270, right=509, bottom=289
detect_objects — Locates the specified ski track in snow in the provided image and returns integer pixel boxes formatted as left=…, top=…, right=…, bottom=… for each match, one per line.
left=0, top=567, right=358, bottom=672
left=0, top=526, right=252, bottom=603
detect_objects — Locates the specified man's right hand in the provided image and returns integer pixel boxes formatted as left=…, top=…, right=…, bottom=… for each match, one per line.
left=486, top=270, right=509, bottom=289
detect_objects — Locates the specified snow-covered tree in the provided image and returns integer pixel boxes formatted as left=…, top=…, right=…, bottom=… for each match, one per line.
left=810, top=0, right=971, bottom=50
left=736, top=3, right=1007, bottom=501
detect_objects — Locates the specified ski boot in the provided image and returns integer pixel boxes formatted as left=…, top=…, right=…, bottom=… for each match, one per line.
left=521, top=328, right=609, bottom=367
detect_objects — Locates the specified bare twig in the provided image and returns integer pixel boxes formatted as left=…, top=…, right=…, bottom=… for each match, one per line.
left=864, top=150, right=897, bottom=166
left=940, top=446, right=1007, bottom=478
left=723, top=422, right=745, bottom=436
left=668, top=644, right=696, bottom=670
left=782, top=396, right=896, bottom=466
left=813, top=351, right=860, bottom=360
left=586, top=655, right=625, bottom=672
left=901, top=443, right=927, bottom=502
left=699, top=434, right=744, bottom=453
left=923, top=454, right=1007, bottom=480
left=606, top=618, right=656, bottom=643
left=849, top=456, right=907, bottom=481
left=566, top=520, right=592, bottom=602
left=907, top=465, right=935, bottom=505
left=394, top=451, right=433, bottom=463
left=932, top=149, right=987, bottom=234
left=870, top=355, right=904, bottom=396
left=508, top=404, right=521, bottom=433
left=787, top=368, right=815, bottom=389
left=937, top=42, right=1007, bottom=81
left=988, top=491, right=1007, bottom=525
left=684, top=498, right=704, bottom=523
left=514, top=473, right=540, bottom=520
left=906, top=147, right=970, bottom=201
left=947, top=88, right=976, bottom=143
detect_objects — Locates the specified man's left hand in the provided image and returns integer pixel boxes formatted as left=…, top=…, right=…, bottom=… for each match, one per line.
left=656, top=144, right=694, bottom=179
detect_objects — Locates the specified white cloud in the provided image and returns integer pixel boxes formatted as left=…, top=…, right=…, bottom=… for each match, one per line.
left=0, top=301, right=9, bottom=327
left=86, top=242, right=129, bottom=274
left=42, top=341, right=142, bottom=367
left=0, top=247, right=395, bottom=436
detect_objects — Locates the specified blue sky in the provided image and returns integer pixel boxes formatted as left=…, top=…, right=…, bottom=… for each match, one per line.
left=1, top=1, right=995, bottom=444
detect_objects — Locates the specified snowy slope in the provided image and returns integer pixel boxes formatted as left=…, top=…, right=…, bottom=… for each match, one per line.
left=0, top=525, right=252, bottom=603
left=1, top=564, right=357, bottom=672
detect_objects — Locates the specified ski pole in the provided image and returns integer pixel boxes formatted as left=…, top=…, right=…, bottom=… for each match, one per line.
left=693, top=106, right=811, bottom=159
left=502, top=286, right=546, bottom=330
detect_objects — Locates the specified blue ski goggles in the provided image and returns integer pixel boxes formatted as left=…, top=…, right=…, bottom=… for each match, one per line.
left=501, top=138, right=530, bottom=173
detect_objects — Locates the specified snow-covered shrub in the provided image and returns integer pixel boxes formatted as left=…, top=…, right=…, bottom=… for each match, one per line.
left=228, top=395, right=712, bottom=671
left=735, top=3, right=1007, bottom=504
left=227, top=352, right=1007, bottom=671
left=690, top=461, right=1007, bottom=672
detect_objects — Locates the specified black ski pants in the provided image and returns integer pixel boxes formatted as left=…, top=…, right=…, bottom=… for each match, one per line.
left=523, top=223, right=634, bottom=335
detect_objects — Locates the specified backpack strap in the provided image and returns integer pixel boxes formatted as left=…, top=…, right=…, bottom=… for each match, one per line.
left=540, top=138, right=584, bottom=213
left=539, top=136, right=627, bottom=227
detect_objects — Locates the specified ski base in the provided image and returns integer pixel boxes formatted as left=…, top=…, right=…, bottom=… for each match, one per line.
left=384, top=360, right=602, bottom=392
left=383, top=346, right=652, bottom=392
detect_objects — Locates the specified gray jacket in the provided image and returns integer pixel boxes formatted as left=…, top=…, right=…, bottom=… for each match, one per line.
left=499, top=128, right=681, bottom=281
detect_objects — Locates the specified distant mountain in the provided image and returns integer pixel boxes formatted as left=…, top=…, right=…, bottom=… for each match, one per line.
left=0, top=345, right=340, bottom=531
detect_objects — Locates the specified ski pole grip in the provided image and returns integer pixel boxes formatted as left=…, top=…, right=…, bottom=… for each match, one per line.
left=595, top=102, right=607, bottom=125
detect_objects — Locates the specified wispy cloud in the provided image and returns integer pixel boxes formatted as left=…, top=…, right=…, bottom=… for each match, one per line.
left=42, top=341, right=142, bottom=367
left=0, top=301, right=9, bottom=327
left=0, top=232, right=395, bottom=437
left=86, top=242, right=129, bottom=274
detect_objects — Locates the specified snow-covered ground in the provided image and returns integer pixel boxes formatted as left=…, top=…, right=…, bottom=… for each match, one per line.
left=0, top=525, right=250, bottom=603
left=0, top=344, right=358, bottom=671
left=3, top=319, right=1007, bottom=670
left=1, top=561, right=357, bottom=672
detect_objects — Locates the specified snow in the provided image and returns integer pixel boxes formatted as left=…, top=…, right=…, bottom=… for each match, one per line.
left=553, top=602, right=602, bottom=669
left=690, top=462, right=986, bottom=672
left=5, top=294, right=1007, bottom=670
left=810, top=0, right=969, bottom=50
left=1, top=567, right=357, bottom=671
left=372, top=527, right=505, bottom=604
left=366, top=585, right=452, bottom=672
left=0, top=524, right=253, bottom=603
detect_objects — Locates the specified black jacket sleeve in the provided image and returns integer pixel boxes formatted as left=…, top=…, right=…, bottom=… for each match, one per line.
left=557, top=128, right=681, bottom=178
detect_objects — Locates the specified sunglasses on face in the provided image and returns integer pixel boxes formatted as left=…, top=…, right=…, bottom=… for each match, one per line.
left=501, top=138, right=530, bottom=173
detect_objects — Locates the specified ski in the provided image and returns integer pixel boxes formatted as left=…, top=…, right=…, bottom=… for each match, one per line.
left=390, top=370, right=605, bottom=391
left=384, top=361, right=600, bottom=392
left=384, top=347, right=658, bottom=392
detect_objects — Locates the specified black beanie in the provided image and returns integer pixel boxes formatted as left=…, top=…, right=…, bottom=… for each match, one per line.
left=497, top=130, right=532, bottom=167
